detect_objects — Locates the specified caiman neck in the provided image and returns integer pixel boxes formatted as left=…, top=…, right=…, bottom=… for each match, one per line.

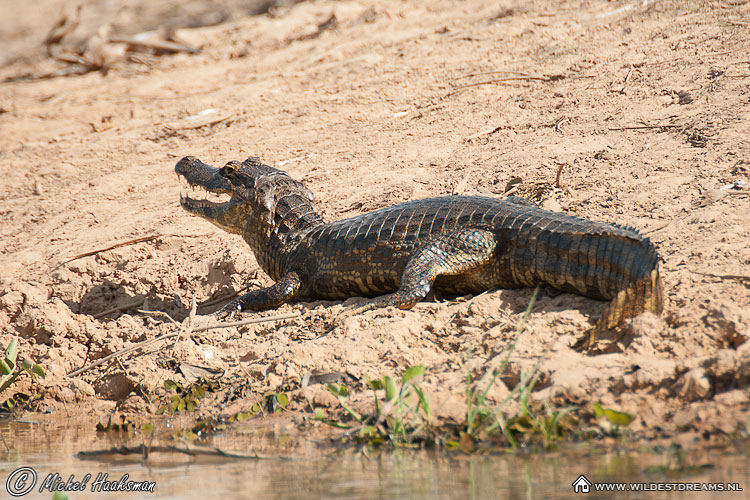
left=271, top=193, right=325, bottom=237
left=242, top=193, right=324, bottom=280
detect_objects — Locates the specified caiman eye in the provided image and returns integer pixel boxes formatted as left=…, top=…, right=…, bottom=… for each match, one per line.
left=220, top=164, right=236, bottom=178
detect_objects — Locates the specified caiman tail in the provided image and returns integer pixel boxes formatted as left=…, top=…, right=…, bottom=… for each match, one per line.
left=582, top=265, right=664, bottom=351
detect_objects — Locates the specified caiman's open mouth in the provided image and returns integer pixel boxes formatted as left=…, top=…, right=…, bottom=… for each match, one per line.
left=174, top=156, right=241, bottom=220
left=177, top=174, right=233, bottom=209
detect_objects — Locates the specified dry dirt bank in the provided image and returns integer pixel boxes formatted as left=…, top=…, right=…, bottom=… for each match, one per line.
left=1, top=0, right=749, bottom=444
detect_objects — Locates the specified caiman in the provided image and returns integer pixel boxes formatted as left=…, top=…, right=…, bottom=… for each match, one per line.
left=175, top=156, right=663, bottom=349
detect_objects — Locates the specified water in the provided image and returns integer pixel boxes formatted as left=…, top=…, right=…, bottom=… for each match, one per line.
left=1, top=419, right=748, bottom=499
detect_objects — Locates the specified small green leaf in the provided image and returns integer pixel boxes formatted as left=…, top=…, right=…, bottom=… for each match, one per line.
left=276, top=393, right=289, bottom=409
left=593, top=403, right=635, bottom=426
left=5, top=338, right=18, bottom=365
left=183, top=431, right=199, bottom=441
left=359, top=425, right=378, bottom=438
left=402, top=365, right=425, bottom=384
left=593, top=402, right=604, bottom=418
left=31, top=364, right=46, bottom=379
left=414, top=386, right=430, bottom=417
left=327, top=383, right=348, bottom=397
left=368, top=379, right=384, bottom=391
left=384, top=376, right=397, bottom=402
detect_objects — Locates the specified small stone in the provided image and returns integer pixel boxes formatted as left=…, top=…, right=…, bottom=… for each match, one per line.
left=704, top=303, right=750, bottom=348
left=701, top=349, right=737, bottom=390
left=266, top=373, right=282, bottom=390
left=303, top=385, right=338, bottom=408
left=94, top=372, right=136, bottom=400
left=541, top=197, right=562, bottom=212
left=674, top=368, right=711, bottom=402
left=714, top=389, right=749, bottom=406
left=69, top=379, right=95, bottom=398
left=672, top=405, right=701, bottom=430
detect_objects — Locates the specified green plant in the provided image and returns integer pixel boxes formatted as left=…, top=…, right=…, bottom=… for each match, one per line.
left=458, top=287, right=577, bottom=450
left=462, top=287, right=540, bottom=441
left=157, top=380, right=206, bottom=414
left=96, top=414, right=155, bottom=436
left=315, top=287, right=583, bottom=450
left=317, top=365, right=431, bottom=446
left=593, top=402, right=635, bottom=438
left=0, top=337, right=45, bottom=409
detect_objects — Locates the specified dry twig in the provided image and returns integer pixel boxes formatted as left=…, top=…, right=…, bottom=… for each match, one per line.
left=56, top=235, right=159, bottom=268
left=554, top=118, right=569, bottom=133
left=465, top=125, right=504, bottom=140
left=452, top=70, right=536, bottom=81
left=77, top=444, right=279, bottom=460
left=137, top=310, right=179, bottom=325
left=109, top=36, right=199, bottom=54
left=692, top=270, right=750, bottom=282
left=171, top=294, right=197, bottom=354
left=608, top=124, right=681, bottom=131
left=197, top=285, right=254, bottom=310
left=192, top=312, right=301, bottom=333
left=67, top=330, right=179, bottom=377
left=554, top=163, right=565, bottom=188
left=67, top=312, right=299, bottom=377
left=93, top=299, right=145, bottom=319
left=54, top=233, right=209, bottom=270
left=445, top=74, right=564, bottom=97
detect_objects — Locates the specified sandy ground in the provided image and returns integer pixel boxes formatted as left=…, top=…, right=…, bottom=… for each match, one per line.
left=1, top=0, right=749, bottom=443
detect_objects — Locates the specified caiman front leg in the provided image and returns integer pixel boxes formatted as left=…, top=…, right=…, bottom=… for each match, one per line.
left=216, top=271, right=302, bottom=320
left=353, top=229, right=498, bottom=312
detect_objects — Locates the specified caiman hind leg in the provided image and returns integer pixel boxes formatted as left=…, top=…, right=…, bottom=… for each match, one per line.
left=216, top=271, right=302, bottom=320
left=355, top=229, right=499, bottom=312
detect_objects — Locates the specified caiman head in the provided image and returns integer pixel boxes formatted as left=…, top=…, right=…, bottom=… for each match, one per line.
left=175, top=156, right=316, bottom=235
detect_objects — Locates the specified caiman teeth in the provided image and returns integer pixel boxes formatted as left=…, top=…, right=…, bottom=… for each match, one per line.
left=180, top=185, right=231, bottom=204
left=176, top=173, right=232, bottom=204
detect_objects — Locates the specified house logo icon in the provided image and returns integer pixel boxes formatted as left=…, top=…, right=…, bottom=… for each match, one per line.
left=572, top=475, right=592, bottom=493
